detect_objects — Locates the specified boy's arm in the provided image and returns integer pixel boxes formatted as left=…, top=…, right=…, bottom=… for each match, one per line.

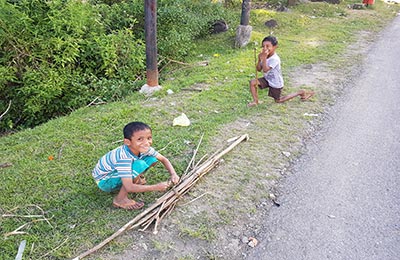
left=156, top=153, right=180, bottom=184
left=121, top=178, right=170, bottom=192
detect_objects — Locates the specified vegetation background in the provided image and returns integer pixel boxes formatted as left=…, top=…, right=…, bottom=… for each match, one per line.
left=0, top=0, right=232, bottom=131
left=1, top=0, right=399, bottom=259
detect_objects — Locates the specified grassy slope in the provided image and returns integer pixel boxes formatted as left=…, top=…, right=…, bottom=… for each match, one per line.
left=1, top=1, right=399, bottom=259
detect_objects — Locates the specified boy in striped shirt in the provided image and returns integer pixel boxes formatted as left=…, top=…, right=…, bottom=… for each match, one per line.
left=92, top=122, right=180, bottom=210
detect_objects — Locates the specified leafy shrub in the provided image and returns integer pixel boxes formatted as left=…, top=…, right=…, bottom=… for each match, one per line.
left=0, top=0, right=233, bottom=133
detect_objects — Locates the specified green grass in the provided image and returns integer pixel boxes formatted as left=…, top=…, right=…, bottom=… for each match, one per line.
left=1, top=0, right=399, bottom=259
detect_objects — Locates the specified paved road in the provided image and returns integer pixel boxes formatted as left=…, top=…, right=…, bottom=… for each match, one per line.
left=246, top=16, right=400, bottom=260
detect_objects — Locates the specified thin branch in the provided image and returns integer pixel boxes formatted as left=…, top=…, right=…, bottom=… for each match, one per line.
left=86, top=97, right=106, bottom=107
left=166, top=58, right=190, bottom=66
left=138, top=200, right=166, bottom=232
left=4, top=222, right=29, bottom=237
left=158, top=140, right=176, bottom=153
left=58, top=143, right=66, bottom=160
left=0, top=100, right=12, bottom=121
left=0, top=162, right=13, bottom=168
left=183, top=133, right=204, bottom=176
left=180, top=192, right=209, bottom=206
left=153, top=201, right=177, bottom=234
left=39, top=238, right=69, bottom=259
left=111, top=139, right=123, bottom=145
left=2, top=214, right=44, bottom=218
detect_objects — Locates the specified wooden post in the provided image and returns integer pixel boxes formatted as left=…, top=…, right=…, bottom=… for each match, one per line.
left=235, top=0, right=252, bottom=48
left=144, top=0, right=158, bottom=87
left=240, top=0, right=251, bottom=26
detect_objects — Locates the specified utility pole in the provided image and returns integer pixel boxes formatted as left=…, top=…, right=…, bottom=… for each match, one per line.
left=140, top=0, right=162, bottom=94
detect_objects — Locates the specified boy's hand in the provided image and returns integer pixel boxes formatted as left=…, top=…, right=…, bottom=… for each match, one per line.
left=170, top=173, right=180, bottom=184
left=154, top=181, right=170, bottom=191
left=259, top=48, right=269, bottom=60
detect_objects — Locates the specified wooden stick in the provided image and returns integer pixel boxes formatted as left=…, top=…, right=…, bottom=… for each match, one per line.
left=183, top=133, right=204, bottom=178
left=4, top=223, right=29, bottom=238
left=2, top=214, right=44, bottom=218
left=40, top=238, right=69, bottom=259
left=180, top=192, right=209, bottom=206
left=139, top=200, right=166, bottom=232
left=153, top=201, right=177, bottom=234
left=254, top=48, right=259, bottom=99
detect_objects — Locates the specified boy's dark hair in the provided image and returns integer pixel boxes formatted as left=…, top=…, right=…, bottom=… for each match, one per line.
left=262, top=36, right=278, bottom=46
left=123, top=122, right=151, bottom=139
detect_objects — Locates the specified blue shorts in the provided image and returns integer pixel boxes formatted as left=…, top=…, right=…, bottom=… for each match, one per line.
left=97, top=156, right=158, bottom=193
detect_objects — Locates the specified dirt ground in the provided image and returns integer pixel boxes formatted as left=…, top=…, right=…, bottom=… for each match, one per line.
left=92, top=30, right=375, bottom=260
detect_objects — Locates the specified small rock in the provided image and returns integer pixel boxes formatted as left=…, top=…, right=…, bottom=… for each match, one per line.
left=264, top=19, right=278, bottom=28
left=241, top=236, right=249, bottom=244
left=211, top=20, right=228, bottom=34
left=167, top=89, right=174, bottom=95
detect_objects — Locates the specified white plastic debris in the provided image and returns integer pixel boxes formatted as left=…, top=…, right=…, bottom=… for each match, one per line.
left=248, top=237, right=258, bottom=248
left=303, top=113, right=319, bottom=117
left=173, top=113, right=191, bottom=126
left=167, top=89, right=174, bottom=95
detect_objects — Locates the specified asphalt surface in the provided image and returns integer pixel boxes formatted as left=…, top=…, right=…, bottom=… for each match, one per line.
left=246, top=16, right=400, bottom=260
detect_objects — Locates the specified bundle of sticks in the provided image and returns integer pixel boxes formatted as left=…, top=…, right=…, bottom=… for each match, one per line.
left=73, top=133, right=249, bottom=260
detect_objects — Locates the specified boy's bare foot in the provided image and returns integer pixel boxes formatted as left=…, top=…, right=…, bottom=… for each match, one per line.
left=113, top=199, right=144, bottom=210
left=300, top=91, right=315, bottom=101
left=247, top=101, right=258, bottom=107
left=247, top=100, right=263, bottom=107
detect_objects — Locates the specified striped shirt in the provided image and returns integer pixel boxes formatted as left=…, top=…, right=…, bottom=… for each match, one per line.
left=92, top=145, right=158, bottom=181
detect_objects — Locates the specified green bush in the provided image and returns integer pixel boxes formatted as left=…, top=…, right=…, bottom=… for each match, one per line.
left=0, top=0, right=234, bottom=133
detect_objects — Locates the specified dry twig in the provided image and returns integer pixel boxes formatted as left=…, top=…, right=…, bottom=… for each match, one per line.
left=183, top=133, right=204, bottom=176
left=0, top=162, right=13, bottom=168
left=86, top=97, right=106, bottom=107
left=40, top=238, right=69, bottom=259
left=0, top=100, right=12, bottom=121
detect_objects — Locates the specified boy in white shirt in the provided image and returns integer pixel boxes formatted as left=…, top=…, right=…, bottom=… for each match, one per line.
left=248, top=36, right=314, bottom=107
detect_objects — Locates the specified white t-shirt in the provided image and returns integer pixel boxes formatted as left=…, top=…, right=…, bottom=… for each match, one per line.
left=263, top=53, right=284, bottom=88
